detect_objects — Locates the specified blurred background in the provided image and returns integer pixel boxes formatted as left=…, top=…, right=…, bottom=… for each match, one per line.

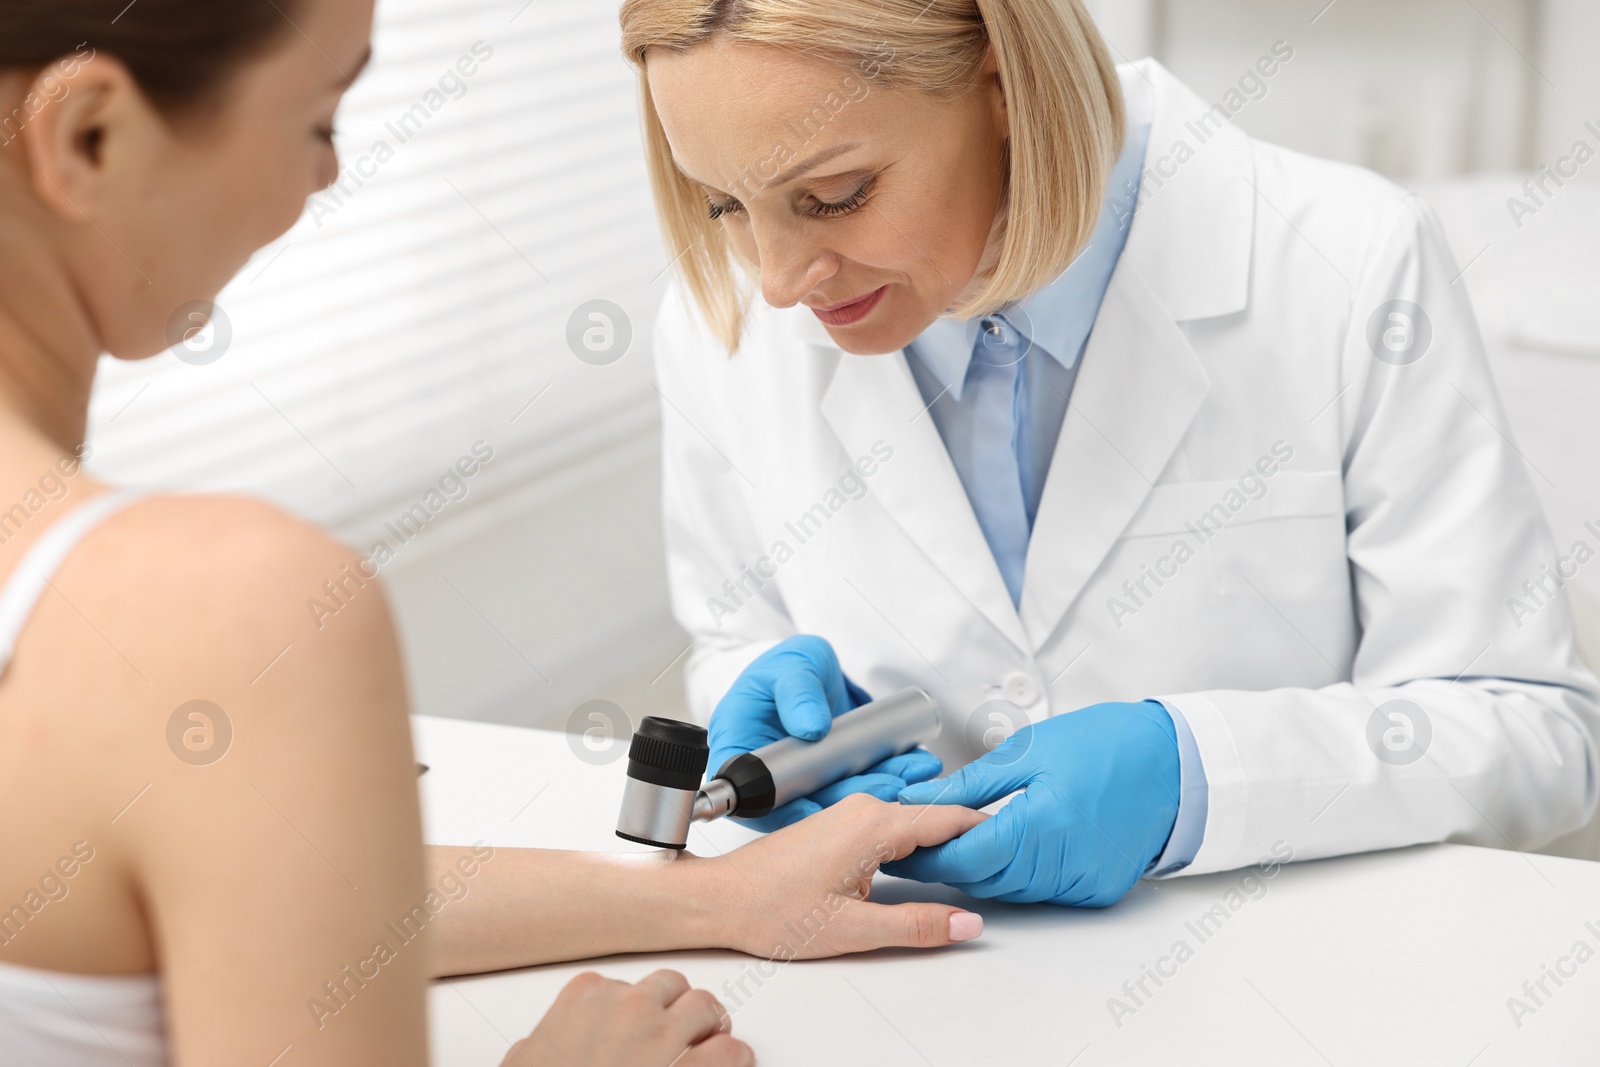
left=84, top=0, right=1600, bottom=762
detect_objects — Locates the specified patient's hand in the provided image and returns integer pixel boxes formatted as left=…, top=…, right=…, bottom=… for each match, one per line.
left=706, top=794, right=988, bottom=959
left=502, top=969, right=752, bottom=1067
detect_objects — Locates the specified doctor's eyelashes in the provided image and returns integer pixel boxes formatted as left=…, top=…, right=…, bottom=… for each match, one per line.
left=808, top=178, right=875, bottom=218
left=707, top=195, right=744, bottom=221
left=704, top=176, right=877, bottom=221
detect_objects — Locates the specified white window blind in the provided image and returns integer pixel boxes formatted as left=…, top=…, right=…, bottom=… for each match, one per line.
left=86, top=0, right=669, bottom=554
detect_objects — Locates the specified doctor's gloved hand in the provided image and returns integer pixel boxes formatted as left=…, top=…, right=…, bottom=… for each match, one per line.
left=881, top=701, right=1180, bottom=907
left=708, top=635, right=943, bottom=832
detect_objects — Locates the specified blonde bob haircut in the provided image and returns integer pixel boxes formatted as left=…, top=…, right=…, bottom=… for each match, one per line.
left=619, top=0, right=1125, bottom=352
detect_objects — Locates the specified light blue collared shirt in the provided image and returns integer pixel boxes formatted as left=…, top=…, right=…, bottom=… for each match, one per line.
left=904, top=117, right=1207, bottom=875
left=905, top=121, right=1150, bottom=606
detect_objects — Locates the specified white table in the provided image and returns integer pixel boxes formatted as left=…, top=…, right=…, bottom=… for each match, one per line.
left=418, top=715, right=1600, bottom=1066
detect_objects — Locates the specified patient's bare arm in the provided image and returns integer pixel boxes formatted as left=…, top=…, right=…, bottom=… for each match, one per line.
left=425, top=795, right=987, bottom=977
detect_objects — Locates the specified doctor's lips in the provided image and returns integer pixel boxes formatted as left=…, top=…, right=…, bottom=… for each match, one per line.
left=810, top=286, right=886, bottom=327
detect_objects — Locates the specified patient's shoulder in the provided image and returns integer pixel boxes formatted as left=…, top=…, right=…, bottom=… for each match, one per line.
left=34, top=488, right=404, bottom=722
left=92, top=490, right=356, bottom=593
left=0, top=489, right=419, bottom=980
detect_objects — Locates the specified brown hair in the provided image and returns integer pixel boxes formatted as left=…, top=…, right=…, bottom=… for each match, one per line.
left=0, top=0, right=300, bottom=114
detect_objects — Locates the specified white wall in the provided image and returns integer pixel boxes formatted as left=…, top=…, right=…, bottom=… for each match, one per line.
left=1535, top=0, right=1600, bottom=180
left=1089, top=0, right=1547, bottom=179
left=380, top=442, right=693, bottom=732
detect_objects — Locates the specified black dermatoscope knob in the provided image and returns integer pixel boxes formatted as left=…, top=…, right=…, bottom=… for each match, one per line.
left=615, top=717, right=710, bottom=849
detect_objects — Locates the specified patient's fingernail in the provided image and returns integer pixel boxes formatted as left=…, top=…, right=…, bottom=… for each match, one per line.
left=948, top=912, right=983, bottom=942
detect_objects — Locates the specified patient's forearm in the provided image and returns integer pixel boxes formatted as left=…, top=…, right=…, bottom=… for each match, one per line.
left=424, top=845, right=725, bottom=977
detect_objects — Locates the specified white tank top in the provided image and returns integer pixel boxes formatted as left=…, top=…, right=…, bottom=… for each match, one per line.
left=0, top=487, right=168, bottom=1067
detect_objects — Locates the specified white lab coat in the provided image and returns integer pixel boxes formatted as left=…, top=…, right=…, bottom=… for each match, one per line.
left=653, top=58, right=1600, bottom=877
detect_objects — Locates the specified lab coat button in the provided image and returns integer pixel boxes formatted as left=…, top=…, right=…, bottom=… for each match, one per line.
left=1002, top=672, right=1040, bottom=706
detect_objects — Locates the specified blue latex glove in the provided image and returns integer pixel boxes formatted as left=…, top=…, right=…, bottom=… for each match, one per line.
left=881, top=701, right=1179, bottom=906
left=708, top=635, right=944, bottom=831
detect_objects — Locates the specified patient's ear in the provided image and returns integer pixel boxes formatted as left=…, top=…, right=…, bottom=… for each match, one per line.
left=20, top=53, right=162, bottom=223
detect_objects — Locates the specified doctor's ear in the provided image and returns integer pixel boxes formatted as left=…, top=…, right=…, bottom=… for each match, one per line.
left=16, top=54, right=162, bottom=222
left=978, top=44, right=1008, bottom=140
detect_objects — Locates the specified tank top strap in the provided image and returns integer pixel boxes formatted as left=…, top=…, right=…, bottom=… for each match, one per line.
left=0, top=487, right=150, bottom=676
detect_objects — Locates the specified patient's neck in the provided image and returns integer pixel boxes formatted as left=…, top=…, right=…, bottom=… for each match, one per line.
left=0, top=163, right=102, bottom=465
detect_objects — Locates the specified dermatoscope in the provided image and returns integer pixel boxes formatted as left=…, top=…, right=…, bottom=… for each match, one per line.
left=615, top=688, right=941, bottom=850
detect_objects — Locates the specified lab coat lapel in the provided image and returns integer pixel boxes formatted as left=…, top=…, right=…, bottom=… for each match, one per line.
left=811, top=322, right=1031, bottom=654
left=1019, top=268, right=1210, bottom=649
left=1018, top=58, right=1253, bottom=652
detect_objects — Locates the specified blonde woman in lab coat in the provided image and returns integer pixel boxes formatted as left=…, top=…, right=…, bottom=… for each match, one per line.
left=621, top=0, right=1600, bottom=903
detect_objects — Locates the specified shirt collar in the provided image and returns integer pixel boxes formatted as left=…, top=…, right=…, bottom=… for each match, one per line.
left=909, top=115, right=1152, bottom=400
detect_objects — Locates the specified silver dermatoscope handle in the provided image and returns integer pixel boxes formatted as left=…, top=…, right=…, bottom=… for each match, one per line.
left=615, top=688, right=941, bottom=850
